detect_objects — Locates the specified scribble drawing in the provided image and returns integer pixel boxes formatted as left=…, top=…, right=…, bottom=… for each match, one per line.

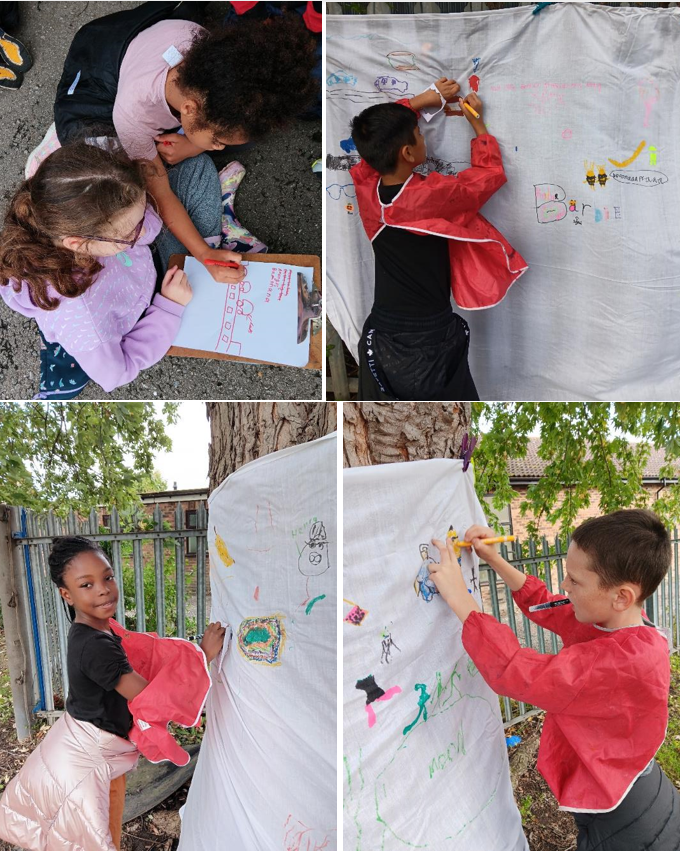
left=467, top=658, right=478, bottom=677
left=343, top=750, right=365, bottom=851
left=283, top=814, right=332, bottom=851
left=326, top=153, right=360, bottom=172
left=387, top=50, right=419, bottom=71
left=298, top=521, right=330, bottom=576
left=402, top=682, right=430, bottom=735
left=534, top=183, right=568, bottom=224
left=214, top=278, right=255, bottom=356
left=305, top=594, right=326, bottom=615
left=414, top=157, right=468, bottom=177
left=327, top=69, right=357, bottom=87
left=468, top=74, right=480, bottom=93
left=648, top=145, right=658, bottom=166
left=248, top=501, right=274, bottom=553
left=374, top=75, right=409, bottom=95
left=608, top=140, right=645, bottom=168
left=326, top=89, right=385, bottom=105
left=340, top=136, right=357, bottom=153
left=326, top=183, right=356, bottom=201
left=344, top=598, right=369, bottom=625
left=472, top=57, right=480, bottom=73
left=637, top=77, right=659, bottom=128
left=356, top=675, right=402, bottom=728
left=214, top=528, right=234, bottom=567
left=237, top=614, right=286, bottom=665
left=380, top=628, right=400, bottom=664
left=414, top=543, right=439, bottom=602
left=471, top=565, right=479, bottom=593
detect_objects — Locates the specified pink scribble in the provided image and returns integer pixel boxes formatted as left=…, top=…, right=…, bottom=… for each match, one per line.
left=283, top=815, right=333, bottom=851
left=365, top=686, right=403, bottom=728
left=254, top=586, right=259, bottom=601
left=468, top=74, right=480, bottom=93
left=638, top=77, right=660, bottom=128
left=562, top=129, right=572, bottom=140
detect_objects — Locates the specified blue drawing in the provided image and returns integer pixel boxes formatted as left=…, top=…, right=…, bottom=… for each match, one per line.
left=472, top=57, right=481, bottom=73
left=327, top=69, right=357, bottom=87
left=374, top=75, right=409, bottom=95
left=340, top=137, right=357, bottom=154
left=414, top=544, right=439, bottom=603
left=326, top=183, right=357, bottom=201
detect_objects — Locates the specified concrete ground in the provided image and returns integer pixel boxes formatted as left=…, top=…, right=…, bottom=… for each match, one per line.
left=0, top=1, right=322, bottom=400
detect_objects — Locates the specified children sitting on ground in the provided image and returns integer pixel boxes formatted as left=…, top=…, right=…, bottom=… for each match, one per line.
left=428, top=509, right=680, bottom=851
left=350, top=77, right=528, bottom=400
left=0, top=142, right=218, bottom=398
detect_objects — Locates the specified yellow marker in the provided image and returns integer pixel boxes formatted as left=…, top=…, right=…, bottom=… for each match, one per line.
left=457, top=535, right=515, bottom=548
left=462, top=100, right=481, bottom=120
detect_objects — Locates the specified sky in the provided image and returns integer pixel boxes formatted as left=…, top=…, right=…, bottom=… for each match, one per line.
left=153, top=402, right=211, bottom=490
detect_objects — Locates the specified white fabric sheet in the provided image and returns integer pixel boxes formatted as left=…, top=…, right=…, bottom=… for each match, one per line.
left=326, top=3, right=680, bottom=400
left=343, top=458, right=527, bottom=851
left=178, top=433, right=337, bottom=851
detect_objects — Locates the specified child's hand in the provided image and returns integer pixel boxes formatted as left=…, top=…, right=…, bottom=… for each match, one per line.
left=155, top=133, right=205, bottom=165
left=434, top=77, right=461, bottom=104
left=464, top=524, right=498, bottom=563
left=446, top=92, right=484, bottom=122
left=161, top=265, right=193, bottom=306
left=428, top=537, right=468, bottom=606
left=200, top=622, right=227, bottom=664
left=200, top=248, right=246, bottom=285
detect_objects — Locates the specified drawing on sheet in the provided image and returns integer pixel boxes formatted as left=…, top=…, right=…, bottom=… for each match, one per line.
left=637, top=77, right=659, bottom=127
left=380, top=626, right=400, bottom=664
left=212, top=279, right=254, bottom=357
left=374, top=75, right=409, bottom=95
left=214, top=528, right=235, bottom=568
left=608, top=139, right=646, bottom=168
left=247, top=501, right=275, bottom=553
left=414, top=543, right=439, bottom=602
left=236, top=614, right=286, bottom=665
left=402, top=682, right=430, bottom=735
left=344, top=598, right=369, bottom=626
left=327, top=183, right=356, bottom=201
left=415, top=157, right=470, bottom=177
left=340, top=136, right=358, bottom=153
left=356, top=674, right=402, bottom=728
left=326, top=153, right=360, bottom=172
left=534, top=184, right=622, bottom=225
left=387, top=50, right=419, bottom=71
left=283, top=814, right=333, bottom=851
left=327, top=69, right=357, bottom=87
left=298, top=521, right=330, bottom=576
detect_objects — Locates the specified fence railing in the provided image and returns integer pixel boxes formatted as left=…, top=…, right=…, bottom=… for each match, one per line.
left=483, top=533, right=680, bottom=726
left=3, top=504, right=209, bottom=725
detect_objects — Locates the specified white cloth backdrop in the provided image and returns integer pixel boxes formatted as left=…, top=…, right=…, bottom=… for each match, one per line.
left=326, top=3, right=680, bottom=400
left=343, top=458, right=527, bottom=851
left=178, top=432, right=337, bottom=851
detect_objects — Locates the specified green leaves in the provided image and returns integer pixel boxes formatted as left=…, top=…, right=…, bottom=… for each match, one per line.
left=0, top=402, right=175, bottom=514
left=472, top=403, right=680, bottom=538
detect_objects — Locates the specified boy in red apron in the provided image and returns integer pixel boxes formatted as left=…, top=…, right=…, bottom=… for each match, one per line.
left=427, top=509, right=680, bottom=851
left=350, top=78, right=528, bottom=400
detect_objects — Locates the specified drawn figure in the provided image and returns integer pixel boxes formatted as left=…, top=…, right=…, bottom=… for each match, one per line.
left=414, top=543, right=439, bottom=602
left=374, top=75, right=409, bottom=95
left=327, top=69, right=357, bottom=87
left=468, top=74, right=480, bottom=93
left=648, top=145, right=658, bottom=167
left=283, top=815, right=332, bottom=851
left=584, top=161, right=596, bottom=190
left=637, top=77, right=659, bottom=128
left=403, top=682, right=430, bottom=735
left=340, top=137, right=357, bottom=154
left=472, top=57, right=480, bottom=73
left=237, top=615, right=286, bottom=666
left=596, top=166, right=608, bottom=188
left=236, top=298, right=254, bottom=316
left=471, top=565, right=479, bottom=594
left=356, top=675, right=402, bottom=728
left=326, top=183, right=356, bottom=201
left=573, top=216, right=582, bottom=225
left=569, top=199, right=577, bottom=212
left=387, top=51, right=419, bottom=71
left=344, top=599, right=368, bottom=626
left=214, top=528, right=234, bottom=568
left=345, top=203, right=355, bottom=215
left=608, top=140, right=645, bottom=169
left=380, top=628, right=400, bottom=664
left=298, top=521, right=330, bottom=577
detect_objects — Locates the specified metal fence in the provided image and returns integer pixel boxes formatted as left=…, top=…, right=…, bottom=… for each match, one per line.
left=482, top=533, right=680, bottom=726
left=6, top=504, right=208, bottom=719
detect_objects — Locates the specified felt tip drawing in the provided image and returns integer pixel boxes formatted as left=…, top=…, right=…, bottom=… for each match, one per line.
left=172, top=257, right=313, bottom=368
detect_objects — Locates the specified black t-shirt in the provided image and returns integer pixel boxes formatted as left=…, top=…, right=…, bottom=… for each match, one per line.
left=66, top=622, right=133, bottom=739
left=372, top=181, right=452, bottom=317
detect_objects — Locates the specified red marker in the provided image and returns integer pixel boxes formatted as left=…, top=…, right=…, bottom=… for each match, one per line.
left=204, top=259, right=241, bottom=269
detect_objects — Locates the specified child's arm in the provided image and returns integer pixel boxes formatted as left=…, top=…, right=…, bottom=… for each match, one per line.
left=155, top=133, right=205, bottom=166
left=200, top=622, right=227, bottom=664
left=466, top=525, right=579, bottom=640
left=407, top=77, right=460, bottom=114
left=141, top=155, right=245, bottom=286
left=115, top=671, right=149, bottom=701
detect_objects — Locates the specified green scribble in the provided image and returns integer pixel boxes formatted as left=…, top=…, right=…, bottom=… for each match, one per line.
left=343, top=750, right=365, bottom=850
left=305, top=594, right=326, bottom=614
left=428, top=724, right=466, bottom=779
left=243, top=627, right=269, bottom=645
left=402, top=683, right=430, bottom=735
left=467, top=658, right=478, bottom=677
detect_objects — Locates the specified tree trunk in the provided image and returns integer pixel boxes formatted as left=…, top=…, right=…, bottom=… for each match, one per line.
left=343, top=403, right=471, bottom=468
left=206, top=403, right=337, bottom=492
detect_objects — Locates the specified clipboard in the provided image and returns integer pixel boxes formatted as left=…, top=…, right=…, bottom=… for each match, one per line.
left=167, top=253, right=322, bottom=370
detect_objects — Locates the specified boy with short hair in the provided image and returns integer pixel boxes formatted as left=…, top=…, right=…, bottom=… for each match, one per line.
left=350, top=78, right=527, bottom=400
left=428, top=508, right=680, bottom=851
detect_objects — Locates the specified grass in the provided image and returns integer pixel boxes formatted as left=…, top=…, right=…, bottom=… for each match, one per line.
left=656, top=652, right=680, bottom=787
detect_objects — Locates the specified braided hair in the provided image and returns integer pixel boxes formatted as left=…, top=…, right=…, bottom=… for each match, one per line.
left=48, top=536, right=107, bottom=623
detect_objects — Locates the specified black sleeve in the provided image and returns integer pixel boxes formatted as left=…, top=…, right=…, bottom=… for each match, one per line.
left=78, top=632, right=133, bottom=691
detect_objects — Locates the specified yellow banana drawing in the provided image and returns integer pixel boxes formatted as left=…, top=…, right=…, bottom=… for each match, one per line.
left=608, top=140, right=645, bottom=169
left=214, top=528, right=235, bottom=567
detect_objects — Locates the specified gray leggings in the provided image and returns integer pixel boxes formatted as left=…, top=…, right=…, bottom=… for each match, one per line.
left=153, top=153, right=222, bottom=272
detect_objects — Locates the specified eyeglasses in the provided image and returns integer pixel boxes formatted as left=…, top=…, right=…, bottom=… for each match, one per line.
left=326, top=183, right=357, bottom=201
left=78, top=214, right=146, bottom=249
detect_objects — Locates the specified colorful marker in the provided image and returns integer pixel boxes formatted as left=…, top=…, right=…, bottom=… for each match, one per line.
left=204, top=259, right=241, bottom=269
left=461, top=99, right=481, bottom=120
left=528, top=599, right=572, bottom=612
left=456, top=535, right=515, bottom=548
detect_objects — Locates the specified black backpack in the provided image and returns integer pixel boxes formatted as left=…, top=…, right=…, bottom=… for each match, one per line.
left=54, top=1, right=208, bottom=143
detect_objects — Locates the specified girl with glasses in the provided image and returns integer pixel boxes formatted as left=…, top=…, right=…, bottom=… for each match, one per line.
left=0, top=141, right=194, bottom=399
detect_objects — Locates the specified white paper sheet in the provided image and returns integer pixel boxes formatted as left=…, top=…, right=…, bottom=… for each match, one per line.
left=173, top=257, right=314, bottom=367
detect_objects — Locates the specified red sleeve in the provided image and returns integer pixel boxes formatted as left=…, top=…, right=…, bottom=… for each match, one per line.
left=395, top=98, right=421, bottom=119
left=511, top=574, right=581, bottom=643
left=462, top=610, right=603, bottom=714
left=442, top=134, right=507, bottom=212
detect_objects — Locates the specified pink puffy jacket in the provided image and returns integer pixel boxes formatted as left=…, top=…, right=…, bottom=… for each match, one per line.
left=0, top=622, right=212, bottom=850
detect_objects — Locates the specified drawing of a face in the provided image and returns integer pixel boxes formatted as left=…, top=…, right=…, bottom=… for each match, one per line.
left=374, top=75, right=409, bottom=95
left=298, top=521, right=330, bottom=577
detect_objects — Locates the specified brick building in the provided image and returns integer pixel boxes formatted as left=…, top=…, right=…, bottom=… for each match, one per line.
left=485, top=438, right=677, bottom=540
